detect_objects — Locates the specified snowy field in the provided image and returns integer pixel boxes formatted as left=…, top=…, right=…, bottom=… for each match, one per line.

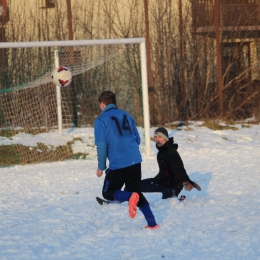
left=0, top=122, right=260, bottom=260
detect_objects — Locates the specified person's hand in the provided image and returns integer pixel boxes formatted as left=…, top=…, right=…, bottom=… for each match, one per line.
left=183, top=181, right=201, bottom=191
left=183, top=181, right=193, bottom=191
left=96, top=169, right=103, bottom=177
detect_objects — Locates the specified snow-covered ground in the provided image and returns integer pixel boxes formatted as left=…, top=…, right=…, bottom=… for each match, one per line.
left=0, top=122, right=260, bottom=260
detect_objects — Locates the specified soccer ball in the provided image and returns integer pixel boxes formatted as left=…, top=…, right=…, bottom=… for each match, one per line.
left=52, top=66, right=72, bottom=87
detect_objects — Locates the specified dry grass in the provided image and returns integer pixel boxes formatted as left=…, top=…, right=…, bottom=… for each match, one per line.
left=0, top=138, right=88, bottom=167
left=200, top=121, right=239, bottom=131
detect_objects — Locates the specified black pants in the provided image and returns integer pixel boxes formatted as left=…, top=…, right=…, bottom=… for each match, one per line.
left=141, top=178, right=181, bottom=199
left=102, top=163, right=148, bottom=207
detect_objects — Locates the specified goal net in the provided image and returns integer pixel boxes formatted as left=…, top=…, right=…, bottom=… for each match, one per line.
left=0, top=38, right=150, bottom=167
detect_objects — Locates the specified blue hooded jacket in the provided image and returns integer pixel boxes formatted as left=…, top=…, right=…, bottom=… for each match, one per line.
left=94, top=104, right=142, bottom=170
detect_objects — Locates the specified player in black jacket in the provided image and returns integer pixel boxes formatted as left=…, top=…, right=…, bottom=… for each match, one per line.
left=140, top=127, right=201, bottom=200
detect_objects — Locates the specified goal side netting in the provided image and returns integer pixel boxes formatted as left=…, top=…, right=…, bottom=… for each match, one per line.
left=0, top=38, right=151, bottom=167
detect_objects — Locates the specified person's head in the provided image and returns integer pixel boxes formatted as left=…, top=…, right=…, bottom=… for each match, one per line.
left=98, top=91, right=116, bottom=110
left=154, top=127, right=169, bottom=147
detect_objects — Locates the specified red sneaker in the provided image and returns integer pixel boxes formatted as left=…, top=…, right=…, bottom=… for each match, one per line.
left=143, top=224, right=159, bottom=230
left=129, top=192, right=139, bottom=219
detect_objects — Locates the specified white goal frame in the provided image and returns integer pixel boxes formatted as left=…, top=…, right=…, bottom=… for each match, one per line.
left=0, top=38, right=151, bottom=155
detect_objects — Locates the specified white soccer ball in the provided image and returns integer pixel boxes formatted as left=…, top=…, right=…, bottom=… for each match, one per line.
left=52, top=66, right=72, bottom=87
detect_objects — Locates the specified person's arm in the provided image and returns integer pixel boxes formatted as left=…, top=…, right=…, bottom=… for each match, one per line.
left=169, top=151, right=201, bottom=191
left=168, top=151, right=190, bottom=183
left=94, top=118, right=107, bottom=174
left=96, top=142, right=107, bottom=171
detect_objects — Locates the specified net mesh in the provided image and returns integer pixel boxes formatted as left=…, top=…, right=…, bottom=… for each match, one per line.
left=0, top=42, right=144, bottom=167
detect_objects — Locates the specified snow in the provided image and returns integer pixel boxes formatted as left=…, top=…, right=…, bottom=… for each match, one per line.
left=1, top=122, right=260, bottom=260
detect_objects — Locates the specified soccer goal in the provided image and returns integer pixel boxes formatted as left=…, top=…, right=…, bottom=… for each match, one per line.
left=0, top=38, right=151, bottom=167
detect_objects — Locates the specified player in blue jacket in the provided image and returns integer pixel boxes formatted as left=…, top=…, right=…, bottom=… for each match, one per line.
left=95, top=91, right=158, bottom=230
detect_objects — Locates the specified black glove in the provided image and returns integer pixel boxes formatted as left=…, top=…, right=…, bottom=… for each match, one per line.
left=183, top=181, right=201, bottom=191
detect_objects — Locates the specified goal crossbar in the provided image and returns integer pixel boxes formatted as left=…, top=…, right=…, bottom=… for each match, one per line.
left=0, top=38, right=146, bottom=49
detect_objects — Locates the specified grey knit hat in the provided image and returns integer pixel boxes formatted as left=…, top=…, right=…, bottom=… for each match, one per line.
left=154, top=127, right=169, bottom=141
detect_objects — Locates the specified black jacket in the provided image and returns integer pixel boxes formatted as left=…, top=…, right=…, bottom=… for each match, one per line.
left=154, top=137, right=191, bottom=193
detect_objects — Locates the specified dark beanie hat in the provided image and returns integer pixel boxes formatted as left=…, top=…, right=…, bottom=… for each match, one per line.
left=154, top=127, right=169, bottom=141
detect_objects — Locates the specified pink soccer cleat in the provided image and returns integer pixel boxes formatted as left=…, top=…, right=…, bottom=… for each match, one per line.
left=129, top=192, right=139, bottom=219
left=143, top=224, right=159, bottom=230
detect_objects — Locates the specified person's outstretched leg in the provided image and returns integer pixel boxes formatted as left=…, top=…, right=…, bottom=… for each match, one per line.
left=141, top=178, right=164, bottom=193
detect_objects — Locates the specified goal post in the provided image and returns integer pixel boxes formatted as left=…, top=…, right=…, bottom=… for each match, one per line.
left=0, top=38, right=151, bottom=166
left=54, top=50, right=62, bottom=135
